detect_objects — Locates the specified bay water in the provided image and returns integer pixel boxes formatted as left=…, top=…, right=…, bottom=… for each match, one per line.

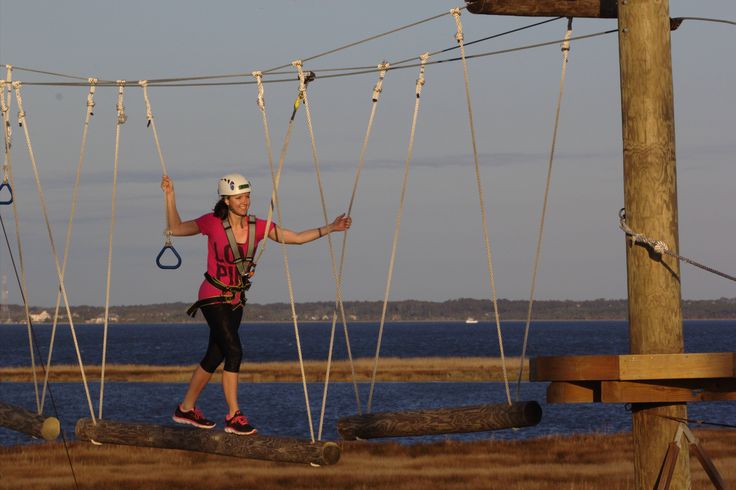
left=2, top=320, right=735, bottom=446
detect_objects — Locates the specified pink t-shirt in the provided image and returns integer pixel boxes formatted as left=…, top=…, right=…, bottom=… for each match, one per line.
left=195, top=213, right=275, bottom=303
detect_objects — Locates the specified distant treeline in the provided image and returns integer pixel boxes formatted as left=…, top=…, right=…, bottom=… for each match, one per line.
left=4, top=297, right=736, bottom=324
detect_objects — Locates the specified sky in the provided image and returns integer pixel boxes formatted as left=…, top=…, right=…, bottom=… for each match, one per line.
left=0, top=1, right=734, bottom=307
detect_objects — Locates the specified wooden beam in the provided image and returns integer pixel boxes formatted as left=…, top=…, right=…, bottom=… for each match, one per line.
left=531, top=355, right=619, bottom=381
left=546, top=381, right=599, bottom=403
left=336, top=402, right=542, bottom=440
left=601, top=379, right=736, bottom=403
left=531, top=353, right=736, bottom=381
left=75, top=418, right=341, bottom=466
left=0, top=401, right=60, bottom=441
left=465, top=0, right=618, bottom=18
left=619, top=353, right=736, bottom=380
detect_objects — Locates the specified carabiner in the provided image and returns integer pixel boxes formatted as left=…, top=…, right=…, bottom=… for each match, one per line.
left=156, top=244, right=182, bottom=270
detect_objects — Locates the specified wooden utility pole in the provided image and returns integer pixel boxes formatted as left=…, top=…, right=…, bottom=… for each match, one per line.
left=618, top=0, right=689, bottom=487
left=467, top=0, right=691, bottom=487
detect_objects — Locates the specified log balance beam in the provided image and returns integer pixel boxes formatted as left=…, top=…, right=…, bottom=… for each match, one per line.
left=76, top=418, right=341, bottom=466
left=0, top=401, right=60, bottom=441
left=337, top=401, right=542, bottom=440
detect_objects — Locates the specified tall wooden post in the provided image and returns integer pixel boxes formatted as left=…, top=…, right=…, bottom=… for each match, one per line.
left=618, top=1, right=690, bottom=488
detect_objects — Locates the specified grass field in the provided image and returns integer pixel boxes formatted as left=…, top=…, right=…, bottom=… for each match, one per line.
left=0, top=356, right=526, bottom=383
left=1, top=430, right=733, bottom=489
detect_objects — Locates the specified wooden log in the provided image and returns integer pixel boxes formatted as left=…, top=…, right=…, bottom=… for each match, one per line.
left=0, top=401, right=60, bottom=441
left=465, top=0, right=618, bottom=19
left=337, top=401, right=542, bottom=440
left=75, top=418, right=340, bottom=466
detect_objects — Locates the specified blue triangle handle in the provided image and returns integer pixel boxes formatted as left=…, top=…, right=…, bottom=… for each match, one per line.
left=156, top=244, right=182, bottom=270
left=0, top=182, right=13, bottom=205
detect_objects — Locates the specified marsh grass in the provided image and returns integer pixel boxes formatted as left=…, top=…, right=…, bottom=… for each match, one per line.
left=0, top=357, right=525, bottom=383
left=0, top=430, right=733, bottom=489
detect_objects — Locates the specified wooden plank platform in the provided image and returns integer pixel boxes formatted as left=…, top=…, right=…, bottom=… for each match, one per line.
left=532, top=353, right=736, bottom=404
left=76, top=418, right=340, bottom=465
left=531, top=353, right=736, bottom=382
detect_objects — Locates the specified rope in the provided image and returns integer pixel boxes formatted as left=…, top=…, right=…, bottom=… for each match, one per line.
left=1, top=69, right=41, bottom=412
left=367, top=53, right=429, bottom=413
left=42, top=78, right=98, bottom=411
left=515, top=19, right=574, bottom=400
left=12, top=81, right=97, bottom=423
left=139, top=80, right=175, bottom=249
left=98, top=81, right=126, bottom=420
left=262, top=8, right=460, bottom=74
left=452, top=8, right=514, bottom=405
left=9, top=29, right=617, bottom=88
left=0, top=212, right=81, bottom=490
left=619, top=209, right=736, bottom=283
left=656, top=413, right=736, bottom=430
left=293, top=60, right=353, bottom=441
left=325, top=61, right=391, bottom=423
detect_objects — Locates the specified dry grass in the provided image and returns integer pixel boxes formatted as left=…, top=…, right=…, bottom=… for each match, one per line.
left=0, top=357, right=525, bottom=383
left=0, top=430, right=733, bottom=489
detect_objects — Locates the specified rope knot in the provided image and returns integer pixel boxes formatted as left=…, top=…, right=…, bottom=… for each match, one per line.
left=116, top=80, right=127, bottom=125
left=372, top=62, right=389, bottom=102
left=451, top=8, right=464, bottom=43
left=653, top=240, right=669, bottom=255
left=252, top=71, right=265, bottom=111
left=415, top=53, right=429, bottom=98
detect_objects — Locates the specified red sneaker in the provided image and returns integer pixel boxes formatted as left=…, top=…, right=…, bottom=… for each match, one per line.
left=172, top=405, right=216, bottom=429
left=225, top=410, right=257, bottom=435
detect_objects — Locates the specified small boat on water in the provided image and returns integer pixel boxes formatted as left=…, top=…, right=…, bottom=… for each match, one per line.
left=464, top=317, right=478, bottom=324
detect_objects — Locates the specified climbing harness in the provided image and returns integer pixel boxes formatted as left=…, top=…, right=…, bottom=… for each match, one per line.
left=619, top=208, right=736, bottom=283
left=185, top=215, right=257, bottom=317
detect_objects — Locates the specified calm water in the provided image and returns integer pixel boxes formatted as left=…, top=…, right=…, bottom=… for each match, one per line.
left=2, top=320, right=735, bottom=446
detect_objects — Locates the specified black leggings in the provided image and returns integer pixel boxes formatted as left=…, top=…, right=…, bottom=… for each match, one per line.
left=200, top=303, right=244, bottom=373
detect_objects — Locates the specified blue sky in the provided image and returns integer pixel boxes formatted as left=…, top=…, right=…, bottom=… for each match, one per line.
left=0, top=1, right=734, bottom=307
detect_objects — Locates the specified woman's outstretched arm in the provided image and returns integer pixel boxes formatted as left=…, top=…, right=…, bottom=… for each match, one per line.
left=268, top=213, right=352, bottom=245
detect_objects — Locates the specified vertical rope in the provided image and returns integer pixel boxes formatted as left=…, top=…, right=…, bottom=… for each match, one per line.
left=98, top=81, right=126, bottom=420
left=13, top=82, right=97, bottom=423
left=139, top=80, right=173, bottom=249
left=451, top=7, right=511, bottom=404
left=515, top=19, right=573, bottom=399
left=2, top=69, right=41, bottom=412
left=41, top=78, right=98, bottom=411
left=322, top=61, right=391, bottom=428
left=367, top=53, right=429, bottom=413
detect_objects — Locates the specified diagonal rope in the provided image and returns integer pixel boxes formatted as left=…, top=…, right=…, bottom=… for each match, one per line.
left=12, top=82, right=97, bottom=423
left=293, top=60, right=353, bottom=441
left=323, top=62, right=391, bottom=426
left=452, top=8, right=512, bottom=405
left=42, top=78, right=98, bottom=411
left=367, top=53, right=429, bottom=413
left=255, top=73, right=316, bottom=443
left=98, top=81, right=126, bottom=420
left=619, top=209, right=736, bottom=283
left=3, top=70, right=42, bottom=412
left=516, top=19, right=574, bottom=400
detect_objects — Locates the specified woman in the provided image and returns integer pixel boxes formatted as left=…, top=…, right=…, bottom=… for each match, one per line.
left=161, top=173, right=351, bottom=435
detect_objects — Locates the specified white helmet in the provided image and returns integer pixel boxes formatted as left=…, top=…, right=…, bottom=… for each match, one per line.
left=218, top=173, right=251, bottom=196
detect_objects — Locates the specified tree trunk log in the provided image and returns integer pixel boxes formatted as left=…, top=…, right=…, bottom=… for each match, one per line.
left=0, top=401, right=60, bottom=441
left=337, top=401, right=542, bottom=440
left=465, top=0, right=618, bottom=18
left=75, top=418, right=340, bottom=466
